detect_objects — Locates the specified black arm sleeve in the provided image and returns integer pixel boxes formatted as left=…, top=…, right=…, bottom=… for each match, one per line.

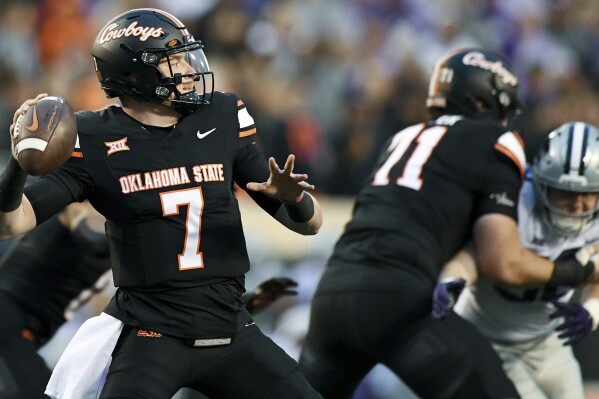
left=24, top=177, right=77, bottom=226
left=0, top=157, right=28, bottom=212
left=24, top=156, right=93, bottom=225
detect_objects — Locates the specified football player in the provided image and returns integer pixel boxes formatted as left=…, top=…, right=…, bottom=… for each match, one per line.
left=0, top=8, right=322, bottom=399
left=434, top=121, right=599, bottom=399
left=298, top=49, right=598, bottom=399
left=0, top=201, right=109, bottom=399
left=0, top=200, right=300, bottom=399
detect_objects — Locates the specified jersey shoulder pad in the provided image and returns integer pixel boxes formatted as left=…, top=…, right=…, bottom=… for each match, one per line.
left=212, top=91, right=256, bottom=141
left=210, top=91, right=238, bottom=114
left=75, top=106, right=119, bottom=133
left=494, top=130, right=526, bottom=182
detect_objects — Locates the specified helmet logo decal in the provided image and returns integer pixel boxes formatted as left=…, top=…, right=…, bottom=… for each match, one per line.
left=98, top=22, right=165, bottom=45
left=462, top=52, right=518, bottom=86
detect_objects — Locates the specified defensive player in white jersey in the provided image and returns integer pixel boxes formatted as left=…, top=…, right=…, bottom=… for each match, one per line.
left=432, top=121, right=599, bottom=399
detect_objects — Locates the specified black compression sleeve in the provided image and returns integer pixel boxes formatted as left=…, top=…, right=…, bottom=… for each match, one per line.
left=24, top=178, right=75, bottom=225
left=283, top=192, right=315, bottom=223
left=0, top=158, right=27, bottom=212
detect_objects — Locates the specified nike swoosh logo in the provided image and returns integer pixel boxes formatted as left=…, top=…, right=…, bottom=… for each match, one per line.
left=27, top=105, right=39, bottom=132
left=197, top=128, right=216, bottom=139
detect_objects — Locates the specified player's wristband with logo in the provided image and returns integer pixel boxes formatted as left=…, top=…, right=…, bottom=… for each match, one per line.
left=549, top=257, right=595, bottom=287
left=283, top=191, right=314, bottom=223
left=0, top=157, right=27, bottom=212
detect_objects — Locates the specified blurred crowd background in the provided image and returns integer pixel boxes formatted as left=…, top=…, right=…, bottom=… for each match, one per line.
left=1, top=0, right=599, bottom=398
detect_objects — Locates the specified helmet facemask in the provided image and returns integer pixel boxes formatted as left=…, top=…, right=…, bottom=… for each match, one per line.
left=535, top=183, right=599, bottom=236
left=139, top=40, right=213, bottom=114
left=532, top=121, right=599, bottom=236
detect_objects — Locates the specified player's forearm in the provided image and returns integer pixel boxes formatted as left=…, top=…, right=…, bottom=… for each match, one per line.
left=440, top=242, right=478, bottom=285
left=0, top=198, right=35, bottom=239
left=475, top=214, right=557, bottom=286
left=498, top=247, right=554, bottom=286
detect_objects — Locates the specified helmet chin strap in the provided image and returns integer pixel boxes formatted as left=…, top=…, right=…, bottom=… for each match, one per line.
left=154, top=84, right=201, bottom=114
left=547, top=211, right=589, bottom=236
left=172, top=92, right=202, bottom=114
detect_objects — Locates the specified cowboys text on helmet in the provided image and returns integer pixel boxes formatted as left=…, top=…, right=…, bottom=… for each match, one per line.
left=98, top=22, right=165, bottom=45
left=461, top=52, right=518, bottom=87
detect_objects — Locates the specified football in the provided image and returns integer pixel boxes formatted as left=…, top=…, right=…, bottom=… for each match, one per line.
left=13, top=96, right=77, bottom=175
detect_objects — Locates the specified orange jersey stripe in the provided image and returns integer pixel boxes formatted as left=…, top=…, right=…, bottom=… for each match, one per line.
left=71, top=151, right=83, bottom=158
left=239, top=128, right=256, bottom=138
left=494, top=143, right=524, bottom=184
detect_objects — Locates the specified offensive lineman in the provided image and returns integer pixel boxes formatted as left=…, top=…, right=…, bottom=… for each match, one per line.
left=298, top=49, right=598, bottom=398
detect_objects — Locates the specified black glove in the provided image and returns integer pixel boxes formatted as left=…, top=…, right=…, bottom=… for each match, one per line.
left=432, top=278, right=466, bottom=320
left=243, top=277, right=298, bottom=314
left=550, top=301, right=593, bottom=346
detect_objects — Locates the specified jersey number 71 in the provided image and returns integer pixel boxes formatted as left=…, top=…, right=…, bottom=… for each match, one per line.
left=372, top=123, right=447, bottom=190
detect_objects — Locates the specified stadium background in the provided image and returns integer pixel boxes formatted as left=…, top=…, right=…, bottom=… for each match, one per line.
left=0, top=0, right=598, bottom=397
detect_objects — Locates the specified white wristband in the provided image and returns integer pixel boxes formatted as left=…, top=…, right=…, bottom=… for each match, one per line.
left=583, top=298, right=599, bottom=330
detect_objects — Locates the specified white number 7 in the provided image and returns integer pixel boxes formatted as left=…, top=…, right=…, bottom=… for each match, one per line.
left=160, top=187, right=205, bottom=270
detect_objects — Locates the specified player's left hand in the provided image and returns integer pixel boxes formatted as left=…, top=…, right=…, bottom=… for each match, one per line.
left=246, top=277, right=298, bottom=314
left=432, top=278, right=466, bottom=319
left=550, top=301, right=593, bottom=346
left=246, top=155, right=315, bottom=203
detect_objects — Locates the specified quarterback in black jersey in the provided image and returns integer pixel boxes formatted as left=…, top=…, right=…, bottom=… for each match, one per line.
left=298, top=49, right=598, bottom=399
left=0, top=200, right=297, bottom=399
left=0, top=8, right=322, bottom=399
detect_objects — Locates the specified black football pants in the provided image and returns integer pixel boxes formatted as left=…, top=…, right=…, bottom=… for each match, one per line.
left=0, top=298, right=51, bottom=399
left=299, top=289, right=520, bottom=399
left=100, top=322, right=322, bottom=399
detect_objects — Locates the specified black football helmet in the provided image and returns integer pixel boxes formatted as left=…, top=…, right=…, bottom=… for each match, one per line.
left=426, top=49, right=523, bottom=122
left=91, top=8, right=214, bottom=114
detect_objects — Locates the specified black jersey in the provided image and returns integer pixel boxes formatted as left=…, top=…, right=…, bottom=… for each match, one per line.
left=24, top=92, right=282, bottom=339
left=325, top=115, right=525, bottom=288
left=0, top=216, right=110, bottom=340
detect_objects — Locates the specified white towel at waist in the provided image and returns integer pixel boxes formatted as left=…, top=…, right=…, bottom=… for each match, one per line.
left=45, top=312, right=124, bottom=399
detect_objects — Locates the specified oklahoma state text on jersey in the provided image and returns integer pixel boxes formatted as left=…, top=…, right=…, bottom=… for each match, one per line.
left=24, top=92, right=283, bottom=339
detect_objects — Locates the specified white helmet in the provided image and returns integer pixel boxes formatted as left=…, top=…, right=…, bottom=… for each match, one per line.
left=532, top=121, right=599, bottom=235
